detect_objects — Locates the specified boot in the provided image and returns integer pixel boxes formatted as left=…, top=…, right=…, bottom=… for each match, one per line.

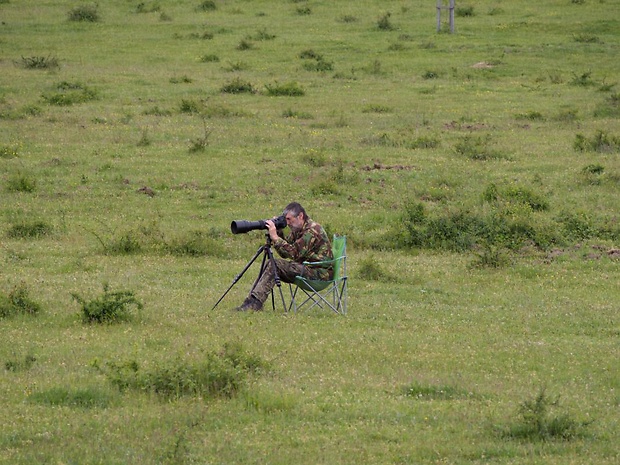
left=235, top=295, right=263, bottom=312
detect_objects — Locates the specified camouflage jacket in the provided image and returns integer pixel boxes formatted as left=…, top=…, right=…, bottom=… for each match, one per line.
left=273, top=218, right=333, bottom=280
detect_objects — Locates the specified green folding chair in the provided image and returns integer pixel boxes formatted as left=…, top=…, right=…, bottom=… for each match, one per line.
left=287, top=235, right=347, bottom=315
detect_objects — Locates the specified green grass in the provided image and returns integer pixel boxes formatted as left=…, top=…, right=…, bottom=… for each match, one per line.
left=1, top=0, right=619, bottom=463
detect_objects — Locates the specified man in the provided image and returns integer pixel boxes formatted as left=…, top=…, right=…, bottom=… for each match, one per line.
left=236, top=202, right=333, bottom=311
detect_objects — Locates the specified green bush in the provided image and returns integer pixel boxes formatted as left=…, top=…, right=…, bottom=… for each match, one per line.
left=42, top=81, right=97, bottom=106
left=454, top=135, right=505, bottom=160
left=18, top=55, right=60, bottom=69
left=0, top=282, right=42, bottom=318
left=574, top=130, right=620, bottom=153
left=5, top=172, right=37, bottom=193
left=264, top=81, right=305, bottom=96
left=67, top=4, right=100, bottom=22
left=7, top=220, right=52, bottom=238
left=501, top=387, right=591, bottom=441
left=220, top=77, right=256, bottom=94
left=72, top=283, right=143, bottom=324
left=99, top=342, right=268, bottom=400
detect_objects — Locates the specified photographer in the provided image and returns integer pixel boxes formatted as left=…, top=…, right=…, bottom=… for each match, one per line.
left=236, top=202, right=333, bottom=311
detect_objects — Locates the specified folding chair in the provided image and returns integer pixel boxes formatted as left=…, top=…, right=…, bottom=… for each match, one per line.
left=287, top=235, right=347, bottom=315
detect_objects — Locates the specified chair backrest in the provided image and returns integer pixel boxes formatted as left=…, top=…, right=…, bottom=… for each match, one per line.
left=331, top=235, right=346, bottom=281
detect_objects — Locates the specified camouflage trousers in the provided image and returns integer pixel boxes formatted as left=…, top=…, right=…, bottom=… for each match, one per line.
left=250, top=258, right=324, bottom=304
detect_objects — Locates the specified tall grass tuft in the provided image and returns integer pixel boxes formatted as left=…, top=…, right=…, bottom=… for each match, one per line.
left=67, top=3, right=100, bottom=22
left=501, top=387, right=591, bottom=441
left=72, top=283, right=143, bottom=324
left=0, top=282, right=42, bottom=318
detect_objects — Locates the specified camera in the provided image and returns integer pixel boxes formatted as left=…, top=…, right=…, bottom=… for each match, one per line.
left=230, top=215, right=287, bottom=234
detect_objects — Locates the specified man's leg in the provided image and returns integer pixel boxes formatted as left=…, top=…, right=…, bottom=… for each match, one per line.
left=251, top=258, right=307, bottom=306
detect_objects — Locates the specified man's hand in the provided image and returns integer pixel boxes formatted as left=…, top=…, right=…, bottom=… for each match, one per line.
left=265, top=219, right=279, bottom=242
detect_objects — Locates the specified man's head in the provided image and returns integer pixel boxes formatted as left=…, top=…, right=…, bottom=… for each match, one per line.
left=282, top=202, right=307, bottom=231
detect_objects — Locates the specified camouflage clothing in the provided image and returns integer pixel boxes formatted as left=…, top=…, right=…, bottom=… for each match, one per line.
left=250, top=218, right=332, bottom=305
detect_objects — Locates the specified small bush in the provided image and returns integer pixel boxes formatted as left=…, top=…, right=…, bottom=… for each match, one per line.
left=236, top=39, right=254, bottom=51
left=7, top=220, right=52, bottom=238
left=67, top=4, right=100, bottom=22
left=220, top=77, right=256, bottom=94
left=106, top=231, right=143, bottom=255
left=200, top=54, right=220, bottom=63
left=501, top=387, right=591, bottom=441
left=454, top=135, right=505, bottom=160
left=456, top=6, right=475, bottom=17
left=593, top=93, right=620, bottom=118
left=179, top=98, right=202, bottom=114
left=570, top=71, right=596, bottom=87
left=72, top=283, right=143, bottom=324
left=197, top=0, right=217, bottom=11
left=99, top=342, right=267, bottom=400
left=18, top=55, right=60, bottom=70
left=42, top=81, right=97, bottom=106
left=5, top=172, right=37, bottom=193
left=574, top=130, right=620, bottom=153
left=0, top=283, right=42, bottom=318
left=264, top=81, right=305, bottom=96
left=377, top=12, right=394, bottom=31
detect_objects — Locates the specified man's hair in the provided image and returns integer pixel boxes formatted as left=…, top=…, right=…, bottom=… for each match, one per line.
left=283, top=202, right=308, bottom=221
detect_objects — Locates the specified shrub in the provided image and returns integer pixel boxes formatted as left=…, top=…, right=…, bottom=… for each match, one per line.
left=5, top=172, right=37, bottom=192
left=456, top=6, right=475, bottom=17
left=106, top=231, right=143, bottom=254
left=220, top=77, right=256, bottom=94
left=454, top=135, right=505, bottom=160
left=197, top=0, right=217, bottom=11
left=42, top=81, right=97, bottom=106
left=179, top=98, right=202, bottom=114
left=574, top=130, right=620, bottom=153
left=0, top=282, right=42, bottom=318
left=264, top=81, right=305, bottom=96
left=18, top=55, right=60, bottom=70
left=7, top=220, right=52, bottom=238
left=72, top=283, right=143, bottom=324
left=377, top=12, right=393, bottom=31
left=67, top=4, right=100, bottom=22
left=570, top=71, right=596, bottom=87
left=98, top=342, right=267, bottom=400
left=593, top=93, right=620, bottom=118
left=200, top=54, right=220, bottom=63
left=501, top=387, right=591, bottom=441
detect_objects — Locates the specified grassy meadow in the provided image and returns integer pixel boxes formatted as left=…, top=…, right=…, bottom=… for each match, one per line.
left=1, top=0, right=619, bottom=463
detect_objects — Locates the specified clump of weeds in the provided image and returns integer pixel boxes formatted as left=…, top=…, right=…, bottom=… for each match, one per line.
left=72, top=283, right=143, bottom=324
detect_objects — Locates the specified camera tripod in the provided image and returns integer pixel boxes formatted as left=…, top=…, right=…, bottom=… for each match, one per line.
left=211, top=233, right=287, bottom=311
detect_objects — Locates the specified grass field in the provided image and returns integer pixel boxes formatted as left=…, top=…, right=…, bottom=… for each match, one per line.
left=1, top=0, right=619, bottom=463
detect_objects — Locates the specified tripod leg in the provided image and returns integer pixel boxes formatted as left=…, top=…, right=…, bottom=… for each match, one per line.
left=264, top=246, right=288, bottom=311
left=211, top=245, right=266, bottom=310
